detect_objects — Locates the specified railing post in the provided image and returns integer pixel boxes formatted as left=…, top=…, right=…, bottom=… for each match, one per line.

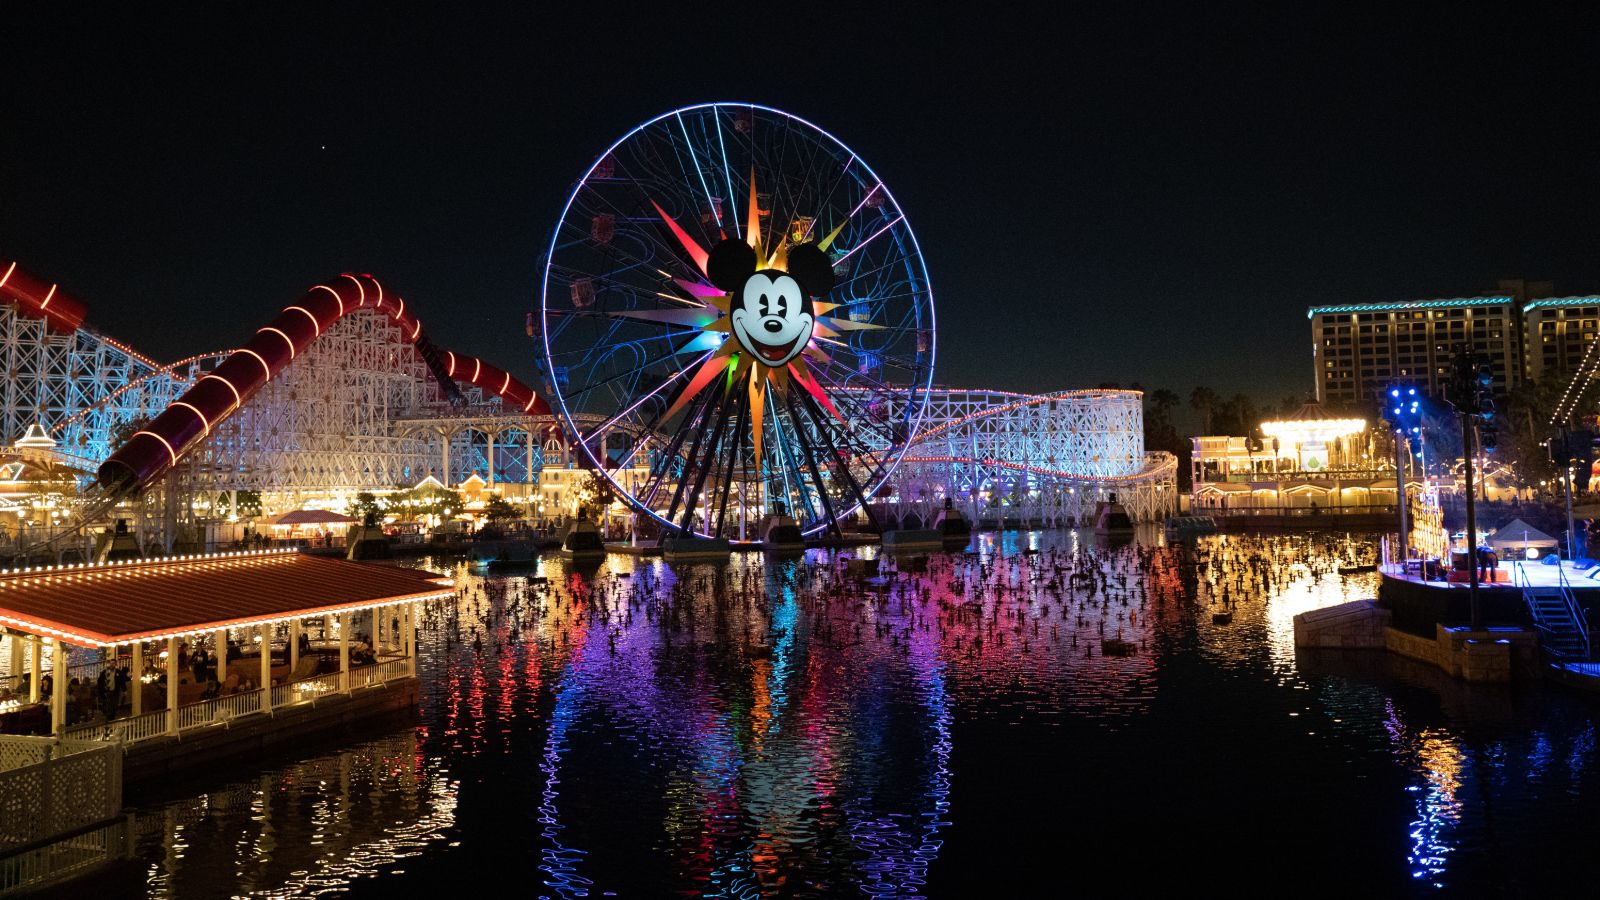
left=339, top=613, right=350, bottom=694
left=289, top=619, right=299, bottom=678
left=131, top=642, right=143, bottom=716
left=165, top=637, right=179, bottom=735
left=49, top=638, right=67, bottom=737
left=259, top=624, right=272, bottom=714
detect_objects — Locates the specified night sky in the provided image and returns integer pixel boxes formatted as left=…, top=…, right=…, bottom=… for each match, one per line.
left=5, top=6, right=1599, bottom=419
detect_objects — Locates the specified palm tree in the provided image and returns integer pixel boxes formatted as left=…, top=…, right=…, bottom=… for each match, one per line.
left=1148, top=388, right=1180, bottom=418
left=1190, top=386, right=1218, bottom=434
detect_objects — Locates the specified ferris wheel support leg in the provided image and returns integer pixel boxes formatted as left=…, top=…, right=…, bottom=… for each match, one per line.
left=679, top=389, right=735, bottom=535
left=798, top=389, right=881, bottom=535
left=784, top=392, right=841, bottom=537
left=661, top=379, right=727, bottom=533
left=714, top=389, right=750, bottom=538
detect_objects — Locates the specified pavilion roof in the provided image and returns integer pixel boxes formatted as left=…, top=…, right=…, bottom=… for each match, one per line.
left=0, top=549, right=451, bottom=648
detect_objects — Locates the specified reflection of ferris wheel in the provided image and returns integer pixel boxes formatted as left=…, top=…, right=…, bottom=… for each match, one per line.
left=538, top=102, right=936, bottom=538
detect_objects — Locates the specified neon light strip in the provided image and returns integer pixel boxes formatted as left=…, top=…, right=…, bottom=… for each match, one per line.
left=1306, top=296, right=1512, bottom=319
left=342, top=273, right=366, bottom=307
left=312, top=284, right=344, bottom=315
left=258, top=327, right=296, bottom=358
left=285, top=305, right=321, bottom=335
left=238, top=348, right=273, bottom=380
left=134, top=430, right=179, bottom=466
left=678, top=111, right=721, bottom=229
left=410, top=321, right=421, bottom=340
left=394, top=296, right=405, bottom=320
left=38, top=284, right=56, bottom=311
left=846, top=183, right=882, bottom=221
left=470, top=359, right=480, bottom=382
left=201, top=374, right=242, bottom=411
left=372, top=277, right=384, bottom=307
left=524, top=396, right=538, bottom=412
left=835, top=215, right=903, bottom=265
left=172, top=402, right=210, bottom=434
left=1523, top=296, right=1600, bottom=313
left=0, top=261, right=15, bottom=290
left=499, top=372, right=511, bottom=394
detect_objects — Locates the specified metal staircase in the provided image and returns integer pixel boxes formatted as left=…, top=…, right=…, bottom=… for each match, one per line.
left=1514, top=562, right=1591, bottom=661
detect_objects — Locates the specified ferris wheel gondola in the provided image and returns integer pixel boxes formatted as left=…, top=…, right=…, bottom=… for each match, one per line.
left=538, top=103, right=935, bottom=538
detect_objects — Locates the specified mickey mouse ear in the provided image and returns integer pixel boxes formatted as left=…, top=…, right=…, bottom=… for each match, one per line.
left=706, top=239, right=757, bottom=292
left=786, top=243, right=835, bottom=297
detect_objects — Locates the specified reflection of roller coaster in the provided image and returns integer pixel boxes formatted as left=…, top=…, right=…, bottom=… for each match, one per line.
left=882, top=388, right=1178, bottom=526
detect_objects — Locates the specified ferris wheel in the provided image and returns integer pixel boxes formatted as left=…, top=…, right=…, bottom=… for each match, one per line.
left=537, top=102, right=935, bottom=538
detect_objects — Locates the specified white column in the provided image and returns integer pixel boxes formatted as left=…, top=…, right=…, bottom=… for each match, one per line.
left=259, top=624, right=273, bottom=710
left=440, top=430, right=451, bottom=487
left=49, top=639, right=67, bottom=736
left=486, top=429, right=496, bottom=486
left=339, top=613, right=350, bottom=693
left=28, top=637, right=40, bottom=704
left=166, top=637, right=179, bottom=734
left=132, top=642, right=144, bottom=716
left=289, top=619, right=300, bottom=677
left=215, top=627, right=228, bottom=684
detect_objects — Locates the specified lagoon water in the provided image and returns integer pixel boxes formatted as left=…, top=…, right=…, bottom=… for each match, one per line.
left=111, top=530, right=1600, bottom=898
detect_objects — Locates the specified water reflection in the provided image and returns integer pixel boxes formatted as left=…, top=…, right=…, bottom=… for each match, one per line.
left=110, top=530, right=1600, bottom=897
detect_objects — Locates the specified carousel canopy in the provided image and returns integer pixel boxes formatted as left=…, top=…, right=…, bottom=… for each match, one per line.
left=269, top=509, right=357, bottom=526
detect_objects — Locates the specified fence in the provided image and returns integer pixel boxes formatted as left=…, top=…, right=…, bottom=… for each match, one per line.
left=62, top=710, right=169, bottom=746
left=0, top=817, right=127, bottom=895
left=0, top=738, right=120, bottom=849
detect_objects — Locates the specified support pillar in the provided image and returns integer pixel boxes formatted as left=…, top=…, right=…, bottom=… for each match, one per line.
left=29, top=637, right=41, bottom=703
left=215, top=627, right=229, bottom=684
left=166, top=636, right=179, bottom=735
left=260, top=624, right=273, bottom=710
left=486, top=428, right=497, bottom=486
left=339, top=613, right=350, bottom=693
left=439, top=429, right=452, bottom=488
left=49, top=638, right=67, bottom=736
left=7, top=633, right=20, bottom=683
left=132, top=642, right=144, bottom=716
left=289, top=619, right=300, bottom=677
left=527, top=429, right=536, bottom=483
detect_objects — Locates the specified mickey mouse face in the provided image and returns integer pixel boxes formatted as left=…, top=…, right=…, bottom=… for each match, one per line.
left=731, top=271, right=812, bottom=365
left=707, top=239, right=835, bottom=369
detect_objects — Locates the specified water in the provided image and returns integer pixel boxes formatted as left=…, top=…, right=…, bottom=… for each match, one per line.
left=107, top=530, right=1599, bottom=898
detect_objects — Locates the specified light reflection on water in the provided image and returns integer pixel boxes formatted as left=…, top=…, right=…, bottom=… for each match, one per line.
left=112, top=530, right=1600, bottom=897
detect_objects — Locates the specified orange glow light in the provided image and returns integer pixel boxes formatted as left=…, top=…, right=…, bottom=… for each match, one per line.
left=0, top=261, right=15, bottom=290
left=238, top=348, right=273, bottom=380
left=172, top=402, right=210, bottom=434
left=134, top=430, right=179, bottom=467
left=312, top=284, right=344, bottom=316
left=258, top=327, right=296, bottom=358
left=201, top=374, right=242, bottom=410
left=286, top=305, right=321, bottom=336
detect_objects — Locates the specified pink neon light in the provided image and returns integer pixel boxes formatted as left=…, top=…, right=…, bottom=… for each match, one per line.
left=285, top=306, right=321, bottom=336
left=201, top=374, right=242, bottom=409
left=312, top=285, right=344, bottom=316
left=835, top=214, right=903, bottom=265
left=173, top=402, right=210, bottom=433
left=258, top=327, right=296, bottom=358
left=342, top=273, right=366, bottom=308
left=238, top=348, right=273, bottom=380
left=135, top=430, right=179, bottom=466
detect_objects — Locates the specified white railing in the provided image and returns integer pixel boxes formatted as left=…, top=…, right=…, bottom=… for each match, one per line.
left=350, top=657, right=411, bottom=690
left=0, top=817, right=127, bottom=895
left=62, top=709, right=170, bottom=746
left=271, top=672, right=340, bottom=708
left=176, top=689, right=263, bottom=730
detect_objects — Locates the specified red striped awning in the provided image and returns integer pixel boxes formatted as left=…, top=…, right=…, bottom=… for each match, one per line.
left=0, top=550, right=451, bottom=647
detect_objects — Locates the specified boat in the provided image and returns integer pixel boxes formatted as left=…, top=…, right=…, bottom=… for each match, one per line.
left=558, top=514, right=607, bottom=562
left=1101, top=638, right=1138, bottom=656
left=660, top=533, right=732, bottom=562
left=758, top=503, right=806, bottom=552
left=1337, top=562, right=1377, bottom=574
left=881, top=512, right=944, bottom=553
left=932, top=498, right=973, bottom=548
left=1093, top=494, right=1135, bottom=535
left=1164, top=515, right=1218, bottom=537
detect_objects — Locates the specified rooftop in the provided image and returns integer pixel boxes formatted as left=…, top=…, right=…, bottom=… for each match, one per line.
left=1306, top=296, right=1513, bottom=318
left=0, top=549, right=451, bottom=648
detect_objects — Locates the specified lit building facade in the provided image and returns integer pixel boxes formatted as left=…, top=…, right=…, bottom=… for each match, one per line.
left=1308, top=297, right=1517, bottom=406
left=1190, top=404, right=1398, bottom=517
left=1521, top=296, right=1600, bottom=384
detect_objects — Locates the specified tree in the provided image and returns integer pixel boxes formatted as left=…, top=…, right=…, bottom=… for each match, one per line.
left=348, top=491, right=383, bottom=527
left=576, top=470, right=618, bottom=513
left=484, top=496, right=522, bottom=522
left=1189, top=386, right=1218, bottom=435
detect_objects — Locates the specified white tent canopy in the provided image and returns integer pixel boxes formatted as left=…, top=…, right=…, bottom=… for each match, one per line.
left=1488, top=518, right=1559, bottom=554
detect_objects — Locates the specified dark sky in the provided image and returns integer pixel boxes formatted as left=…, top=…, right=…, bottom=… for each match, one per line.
left=5, top=6, right=1599, bottom=417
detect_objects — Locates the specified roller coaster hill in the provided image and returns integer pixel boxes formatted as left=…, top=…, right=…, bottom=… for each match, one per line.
left=0, top=258, right=1175, bottom=562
